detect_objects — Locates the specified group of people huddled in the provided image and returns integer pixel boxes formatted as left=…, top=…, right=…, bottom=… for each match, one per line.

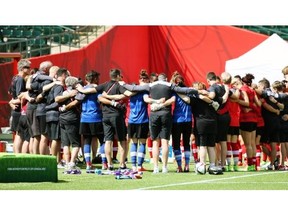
left=8, top=58, right=288, bottom=175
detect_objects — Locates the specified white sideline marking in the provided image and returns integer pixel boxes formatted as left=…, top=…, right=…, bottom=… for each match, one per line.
left=135, top=171, right=288, bottom=190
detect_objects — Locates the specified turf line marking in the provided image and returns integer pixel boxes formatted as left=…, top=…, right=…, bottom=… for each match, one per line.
left=135, top=171, right=288, bottom=190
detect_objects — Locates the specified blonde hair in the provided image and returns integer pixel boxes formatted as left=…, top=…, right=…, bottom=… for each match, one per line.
left=17, top=59, right=31, bottom=71
left=65, top=76, right=78, bottom=88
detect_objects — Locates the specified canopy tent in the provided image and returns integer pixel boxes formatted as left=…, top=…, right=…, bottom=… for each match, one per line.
left=225, top=33, right=288, bottom=84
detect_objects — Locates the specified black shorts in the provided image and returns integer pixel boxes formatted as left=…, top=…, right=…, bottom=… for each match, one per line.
left=240, top=122, right=257, bottom=132
left=26, top=108, right=40, bottom=137
left=79, top=122, right=104, bottom=143
left=37, top=115, right=47, bottom=135
left=17, top=115, right=31, bottom=142
left=11, top=111, right=21, bottom=132
left=216, top=112, right=231, bottom=142
left=261, top=119, right=280, bottom=143
left=60, top=123, right=81, bottom=148
left=149, top=112, right=172, bottom=140
left=197, top=133, right=216, bottom=147
left=256, top=126, right=264, bottom=137
left=227, top=126, right=240, bottom=136
left=128, top=123, right=149, bottom=139
left=102, top=114, right=127, bottom=142
left=47, top=121, right=61, bottom=141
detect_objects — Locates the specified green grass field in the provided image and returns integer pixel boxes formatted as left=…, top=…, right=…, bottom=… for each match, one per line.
left=1, top=160, right=288, bottom=190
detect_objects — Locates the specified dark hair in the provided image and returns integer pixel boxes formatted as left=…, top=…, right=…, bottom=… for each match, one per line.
left=206, top=71, right=217, bottom=81
left=139, top=69, right=149, bottom=80
left=56, top=68, right=69, bottom=77
left=85, top=70, right=100, bottom=83
left=241, top=73, right=255, bottom=86
left=110, top=68, right=121, bottom=79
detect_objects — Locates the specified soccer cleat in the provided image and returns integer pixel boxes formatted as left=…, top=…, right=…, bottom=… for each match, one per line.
left=176, top=166, right=183, bottom=173
left=153, top=167, right=159, bottom=174
left=137, top=167, right=148, bottom=172
left=184, top=165, right=189, bottom=172
left=162, top=167, right=168, bottom=173
left=233, top=165, right=239, bottom=171
left=102, top=163, right=108, bottom=170
left=208, top=166, right=223, bottom=175
left=112, top=158, right=119, bottom=164
left=108, top=165, right=114, bottom=171
left=266, top=164, right=273, bottom=171
left=274, top=159, right=279, bottom=170
left=246, top=165, right=256, bottom=171
left=86, top=165, right=93, bottom=171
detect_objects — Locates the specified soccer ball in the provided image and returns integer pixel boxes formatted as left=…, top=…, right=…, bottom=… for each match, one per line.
left=195, top=162, right=206, bottom=175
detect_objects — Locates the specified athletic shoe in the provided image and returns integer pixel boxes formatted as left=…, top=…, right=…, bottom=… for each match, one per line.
left=153, top=167, right=159, bottom=174
left=162, top=167, right=168, bottom=173
left=86, top=165, right=93, bottom=171
left=102, top=163, right=108, bottom=170
left=274, top=159, right=279, bottom=170
left=226, top=165, right=233, bottom=172
left=108, top=165, right=114, bottom=171
left=176, top=166, right=183, bottom=173
left=137, top=167, right=148, bottom=172
left=120, top=165, right=127, bottom=170
left=247, top=165, right=255, bottom=171
left=266, top=164, right=273, bottom=171
left=233, top=165, right=239, bottom=171
left=112, top=158, right=119, bottom=164
left=208, top=166, right=223, bottom=175
left=237, top=161, right=243, bottom=166
left=278, top=165, right=286, bottom=171
left=184, top=165, right=189, bottom=172
left=57, top=161, right=66, bottom=169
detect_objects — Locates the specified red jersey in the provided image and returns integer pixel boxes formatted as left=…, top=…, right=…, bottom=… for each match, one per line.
left=239, top=85, right=257, bottom=123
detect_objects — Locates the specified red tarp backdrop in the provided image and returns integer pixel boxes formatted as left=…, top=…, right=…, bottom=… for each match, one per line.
left=0, top=26, right=267, bottom=127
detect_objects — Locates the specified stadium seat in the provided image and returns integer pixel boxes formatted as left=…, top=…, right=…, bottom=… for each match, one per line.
left=22, top=30, right=33, bottom=38
left=12, top=29, right=23, bottom=38
left=1, top=29, right=13, bottom=37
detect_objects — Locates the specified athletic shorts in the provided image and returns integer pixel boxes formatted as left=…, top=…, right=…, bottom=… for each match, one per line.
left=197, top=133, right=216, bottom=147
left=149, top=112, right=172, bottom=140
left=227, top=126, right=240, bottom=136
left=216, top=112, right=231, bottom=142
left=11, top=112, right=21, bottom=132
left=17, top=115, right=31, bottom=142
left=47, top=121, right=61, bottom=141
left=102, top=114, right=127, bottom=142
left=256, top=126, right=264, bottom=137
left=128, top=123, right=149, bottom=139
left=37, top=115, right=47, bottom=135
left=240, top=122, right=257, bottom=132
left=60, top=123, right=81, bottom=148
left=80, top=122, right=104, bottom=143
left=26, top=108, right=40, bottom=137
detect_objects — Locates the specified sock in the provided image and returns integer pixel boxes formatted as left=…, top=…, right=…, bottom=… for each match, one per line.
left=84, top=144, right=91, bottom=166
left=191, top=141, right=198, bottom=162
left=174, top=149, right=182, bottom=167
left=231, top=142, right=239, bottom=166
left=237, top=140, right=242, bottom=164
left=276, top=143, right=280, bottom=161
left=113, top=139, right=118, bottom=159
left=180, top=140, right=184, bottom=160
left=130, top=142, right=137, bottom=167
left=147, top=137, right=153, bottom=159
left=184, top=150, right=190, bottom=166
left=137, top=143, right=146, bottom=167
left=247, top=157, right=253, bottom=166
left=226, top=141, right=232, bottom=165
left=99, top=143, right=107, bottom=164
left=256, top=144, right=261, bottom=169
